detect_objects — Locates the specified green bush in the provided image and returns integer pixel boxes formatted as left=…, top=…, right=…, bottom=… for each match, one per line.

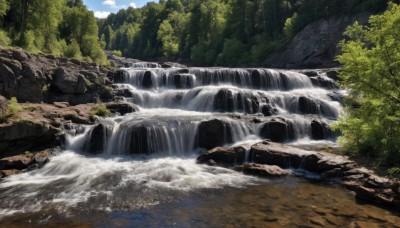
left=0, top=97, right=21, bottom=122
left=90, top=105, right=111, bottom=117
left=112, top=50, right=122, bottom=57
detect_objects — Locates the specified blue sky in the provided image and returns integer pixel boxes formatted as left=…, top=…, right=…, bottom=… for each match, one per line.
left=83, top=0, right=156, bottom=18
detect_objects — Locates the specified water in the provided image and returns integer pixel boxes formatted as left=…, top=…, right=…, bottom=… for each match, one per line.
left=1, top=65, right=394, bottom=226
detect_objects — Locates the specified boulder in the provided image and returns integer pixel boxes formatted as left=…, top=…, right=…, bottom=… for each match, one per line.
left=311, top=119, right=332, bottom=140
left=213, top=89, right=234, bottom=112
left=236, top=163, right=290, bottom=177
left=106, top=101, right=139, bottom=115
left=0, top=120, right=60, bottom=155
left=142, top=71, right=153, bottom=88
left=196, top=119, right=233, bottom=149
left=84, top=124, right=110, bottom=154
left=173, top=74, right=195, bottom=89
left=197, top=146, right=246, bottom=166
left=0, top=63, right=17, bottom=97
left=52, top=68, right=87, bottom=94
left=261, top=104, right=277, bottom=116
left=259, top=119, right=294, bottom=142
left=298, top=96, right=318, bottom=114
left=310, top=76, right=339, bottom=89
left=18, top=62, right=46, bottom=102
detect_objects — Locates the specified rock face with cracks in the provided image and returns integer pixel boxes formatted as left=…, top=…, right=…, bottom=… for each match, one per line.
left=197, top=140, right=400, bottom=210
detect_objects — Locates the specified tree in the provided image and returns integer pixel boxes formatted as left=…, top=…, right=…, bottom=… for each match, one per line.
left=335, top=3, right=400, bottom=166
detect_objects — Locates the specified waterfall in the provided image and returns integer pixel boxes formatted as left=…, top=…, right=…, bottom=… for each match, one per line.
left=66, top=66, right=342, bottom=156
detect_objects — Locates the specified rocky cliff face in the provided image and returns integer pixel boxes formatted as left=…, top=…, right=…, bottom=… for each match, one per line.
left=0, top=48, right=116, bottom=104
left=264, top=13, right=371, bottom=69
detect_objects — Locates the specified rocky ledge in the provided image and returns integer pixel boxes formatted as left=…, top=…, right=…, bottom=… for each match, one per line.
left=0, top=48, right=116, bottom=104
left=197, top=141, right=400, bottom=210
left=0, top=95, right=138, bottom=176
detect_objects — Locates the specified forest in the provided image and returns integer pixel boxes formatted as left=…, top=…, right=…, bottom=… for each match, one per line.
left=98, top=0, right=388, bottom=66
left=0, top=0, right=390, bottom=67
left=0, top=0, right=107, bottom=64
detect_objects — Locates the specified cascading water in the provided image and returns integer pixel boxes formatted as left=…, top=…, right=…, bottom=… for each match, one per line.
left=0, top=64, right=348, bottom=223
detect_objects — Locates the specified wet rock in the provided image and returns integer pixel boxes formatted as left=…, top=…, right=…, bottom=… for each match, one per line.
left=0, top=154, right=34, bottom=170
left=106, top=101, right=139, bottom=116
left=214, top=89, right=234, bottom=112
left=197, top=146, right=246, bottom=166
left=52, top=68, right=86, bottom=94
left=298, top=96, right=318, bottom=114
left=197, top=119, right=233, bottom=149
left=173, top=74, right=195, bottom=89
left=84, top=124, right=110, bottom=154
left=302, top=71, right=318, bottom=77
left=236, top=163, right=290, bottom=177
left=259, top=119, right=293, bottom=142
left=261, top=104, right=276, bottom=116
left=311, top=120, right=332, bottom=140
left=310, top=76, right=339, bottom=89
left=326, top=70, right=339, bottom=81
left=0, top=169, right=21, bottom=178
left=142, top=71, right=153, bottom=88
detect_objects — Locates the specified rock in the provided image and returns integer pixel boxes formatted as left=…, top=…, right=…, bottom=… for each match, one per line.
left=12, top=49, right=29, bottom=62
left=264, top=13, right=370, bottom=68
left=52, top=68, right=87, bottom=94
left=106, top=101, right=139, bottom=116
left=18, top=62, right=46, bottom=102
left=259, top=119, right=294, bottom=142
left=142, top=71, right=153, bottom=88
left=321, top=168, right=342, bottom=179
left=298, top=96, right=318, bottom=114
left=197, top=146, right=246, bottom=166
left=173, top=74, right=195, bottom=89
left=249, top=141, right=355, bottom=173
left=0, top=169, right=21, bottom=178
left=196, top=119, right=233, bottom=149
left=237, top=163, right=290, bottom=177
left=0, top=154, right=34, bottom=170
left=53, top=102, right=70, bottom=109
left=261, top=104, right=276, bottom=116
left=302, top=71, right=318, bottom=77
left=0, top=63, right=17, bottom=97
left=214, top=89, right=234, bottom=112
left=0, top=95, right=8, bottom=116
left=326, top=70, right=339, bottom=81
left=0, top=120, right=60, bottom=155
left=310, top=76, right=339, bottom=89
left=311, top=120, right=332, bottom=140
left=0, top=56, right=22, bottom=73
left=84, top=124, right=110, bottom=154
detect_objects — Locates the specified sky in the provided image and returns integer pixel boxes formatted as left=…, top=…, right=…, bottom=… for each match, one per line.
left=83, top=0, right=156, bottom=18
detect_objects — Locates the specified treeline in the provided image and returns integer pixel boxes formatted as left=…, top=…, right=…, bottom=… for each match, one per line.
left=0, top=0, right=107, bottom=64
left=99, top=0, right=389, bottom=66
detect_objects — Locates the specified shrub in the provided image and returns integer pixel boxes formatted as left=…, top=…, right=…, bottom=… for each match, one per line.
left=112, top=50, right=122, bottom=57
left=0, top=97, right=21, bottom=122
left=90, top=105, right=111, bottom=117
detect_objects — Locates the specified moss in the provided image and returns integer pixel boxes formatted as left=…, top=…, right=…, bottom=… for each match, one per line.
left=90, top=105, right=111, bottom=117
left=0, top=97, right=21, bottom=122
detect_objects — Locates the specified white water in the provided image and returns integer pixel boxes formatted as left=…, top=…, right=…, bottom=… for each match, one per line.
left=0, top=66, right=343, bottom=219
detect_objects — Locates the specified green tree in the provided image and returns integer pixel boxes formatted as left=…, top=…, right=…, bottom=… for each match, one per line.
left=335, top=3, right=400, bottom=166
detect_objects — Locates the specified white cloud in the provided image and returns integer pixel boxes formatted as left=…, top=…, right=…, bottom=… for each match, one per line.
left=130, top=2, right=137, bottom=8
left=103, top=0, right=116, bottom=7
left=94, top=11, right=111, bottom=18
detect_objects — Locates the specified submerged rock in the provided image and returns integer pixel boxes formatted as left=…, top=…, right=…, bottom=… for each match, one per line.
left=235, top=163, right=290, bottom=177
left=197, top=146, right=246, bottom=166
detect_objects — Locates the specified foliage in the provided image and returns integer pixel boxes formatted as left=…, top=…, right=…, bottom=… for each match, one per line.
left=0, top=97, right=21, bottom=122
left=335, top=3, right=400, bottom=166
left=112, top=50, right=122, bottom=57
left=98, top=0, right=389, bottom=66
left=90, top=105, right=111, bottom=117
left=0, top=0, right=107, bottom=64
